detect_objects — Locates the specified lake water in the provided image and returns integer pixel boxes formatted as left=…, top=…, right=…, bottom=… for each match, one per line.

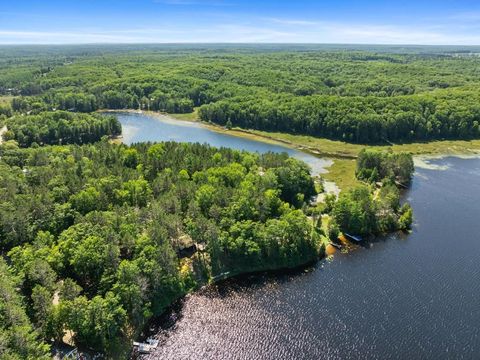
left=117, top=112, right=480, bottom=359
left=117, top=111, right=332, bottom=176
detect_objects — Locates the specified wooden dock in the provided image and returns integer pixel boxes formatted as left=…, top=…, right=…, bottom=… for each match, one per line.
left=212, top=271, right=231, bottom=281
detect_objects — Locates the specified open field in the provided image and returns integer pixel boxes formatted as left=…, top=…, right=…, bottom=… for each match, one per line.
left=322, top=159, right=359, bottom=192
left=169, top=108, right=200, bottom=121
left=247, top=130, right=480, bottom=158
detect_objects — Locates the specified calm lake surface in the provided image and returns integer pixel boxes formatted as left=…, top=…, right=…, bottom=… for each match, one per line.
left=117, top=112, right=480, bottom=359
left=117, top=111, right=332, bottom=175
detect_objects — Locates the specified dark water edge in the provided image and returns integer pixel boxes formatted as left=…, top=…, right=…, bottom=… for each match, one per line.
left=115, top=111, right=480, bottom=359
left=136, top=157, right=480, bottom=360
left=137, top=265, right=319, bottom=342
left=132, top=259, right=322, bottom=356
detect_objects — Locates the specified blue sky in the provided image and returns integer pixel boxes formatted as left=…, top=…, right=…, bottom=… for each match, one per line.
left=1, top=0, right=480, bottom=44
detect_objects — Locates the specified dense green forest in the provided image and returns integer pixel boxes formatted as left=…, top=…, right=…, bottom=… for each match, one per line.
left=1, top=44, right=480, bottom=143
left=3, top=111, right=121, bottom=147
left=0, top=139, right=320, bottom=356
left=0, top=135, right=412, bottom=356
left=356, top=148, right=415, bottom=185
left=0, top=45, right=418, bottom=357
left=0, top=258, right=51, bottom=359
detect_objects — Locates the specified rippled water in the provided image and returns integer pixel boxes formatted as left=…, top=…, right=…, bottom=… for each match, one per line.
left=116, top=112, right=480, bottom=359
left=138, top=157, right=480, bottom=360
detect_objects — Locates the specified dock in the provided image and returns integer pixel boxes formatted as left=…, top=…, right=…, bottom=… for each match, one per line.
left=344, top=233, right=363, bottom=243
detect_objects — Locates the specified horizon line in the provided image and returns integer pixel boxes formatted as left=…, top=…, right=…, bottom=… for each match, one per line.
left=1, top=42, right=480, bottom=47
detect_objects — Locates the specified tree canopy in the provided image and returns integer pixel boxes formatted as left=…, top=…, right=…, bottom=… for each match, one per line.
left=331, top=150, right=414, bottom=235
left=3, top=111, right=121, bottom=147
left=1, top=45, right=480, bottom=144
left=0, top=45, right=423, bottom=357
left=0, top=140, right=320, bottom=355
left=356, top=148, right=415, bottom=185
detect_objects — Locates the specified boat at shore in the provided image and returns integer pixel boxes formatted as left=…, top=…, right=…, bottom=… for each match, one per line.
left=344, top=233, right=364, bottom=243
left=133, top=338, right=159, bottom=354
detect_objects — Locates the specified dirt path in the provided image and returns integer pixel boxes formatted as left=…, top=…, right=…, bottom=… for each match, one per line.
left=0, top=126, right=7, bottom=145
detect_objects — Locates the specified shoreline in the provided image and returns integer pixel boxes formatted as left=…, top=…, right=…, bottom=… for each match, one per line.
left=100, top=109, right=303, bottom=150
left=101, top=109, right=480, bottom=161
left=100, top=109, right=473, bottom=354
left=103, top=109, right=480, bottom=192
left=101, top=109, right=480, bottom=160
left=139, top=255, right=323, bottom=344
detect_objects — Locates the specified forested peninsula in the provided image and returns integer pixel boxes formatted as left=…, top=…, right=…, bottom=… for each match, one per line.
left=0, top=139, right=320, bottom=355
left=2, top=44, right=471, bottom=358
left=0, top=135, right=413, bottom=358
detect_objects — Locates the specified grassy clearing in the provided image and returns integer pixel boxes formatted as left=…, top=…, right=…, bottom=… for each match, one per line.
left=390, top=140, right=480, bottom=156
left=247, top=130, right=362, bottom=158
left=323, top=158, right=359, bottom=193
left=169, top=109, right=199, bottom=121
left=0, top=96, right=13, bottom=106
left=246, top=130, right=480, bottom=158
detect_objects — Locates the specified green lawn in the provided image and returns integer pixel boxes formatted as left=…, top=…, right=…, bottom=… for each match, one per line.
left=0, top=96, right=13, bottom=105
left=168, top=109, right=199, bottom=121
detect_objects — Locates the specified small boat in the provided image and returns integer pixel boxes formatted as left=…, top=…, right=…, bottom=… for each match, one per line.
left=133, top=338, right=159, bottom=354
left=344, top=233, right=363, bottom=243
left=212, top=271, right=231, bottom=281
left=146, top=338, right=159, bottom=348
left=329, top=242, right=342, bottom=249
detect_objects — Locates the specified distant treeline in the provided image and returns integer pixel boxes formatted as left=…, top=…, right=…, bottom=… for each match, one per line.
left=199, top=92, right=480, bottom=143
left=2, top=48, right=480, bottom=143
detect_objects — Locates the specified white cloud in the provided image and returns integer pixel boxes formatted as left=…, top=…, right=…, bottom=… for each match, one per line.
left=315, top=22, right=480, bottom=45
left=266, top=18, right=319, bottom=26
left=254, top=19, right=480, bottom=45
left=0, top=30, right=185, bottom=44
left=1, top=17, right=480, bottom=45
